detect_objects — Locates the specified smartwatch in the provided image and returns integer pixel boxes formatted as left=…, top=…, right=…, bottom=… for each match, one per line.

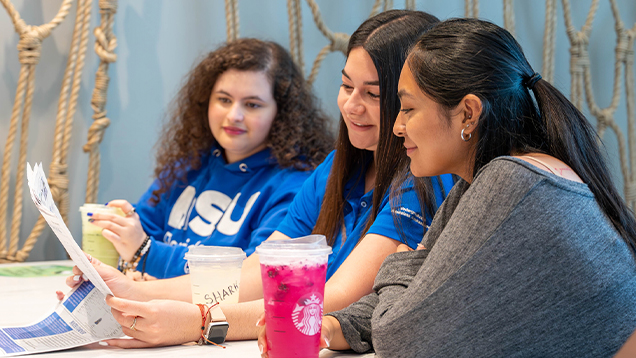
left=204, top=305, right=229, bottom=344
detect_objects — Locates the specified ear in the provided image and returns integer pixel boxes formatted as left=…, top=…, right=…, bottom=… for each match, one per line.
left=459, top=94, right=482, bottom=136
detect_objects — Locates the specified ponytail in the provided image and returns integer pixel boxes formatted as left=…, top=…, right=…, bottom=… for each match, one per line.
left=531, top=79, right=636, bottom=253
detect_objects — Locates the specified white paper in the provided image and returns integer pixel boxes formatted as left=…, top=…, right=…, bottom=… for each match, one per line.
left=0, top=281, right=123, bottom=356
left=0, top=163, right=125, bottom=356
left=26, top=163, right=112, bottom=296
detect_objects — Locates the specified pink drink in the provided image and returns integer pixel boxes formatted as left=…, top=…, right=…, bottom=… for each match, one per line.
left=261, top=261, right=328, bottom=358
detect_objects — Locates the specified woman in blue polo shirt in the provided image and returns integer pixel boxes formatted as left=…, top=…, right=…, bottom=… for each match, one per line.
left=86, top=39, right=333, bottom=279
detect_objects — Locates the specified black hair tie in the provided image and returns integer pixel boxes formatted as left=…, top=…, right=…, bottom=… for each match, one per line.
left=523, top=72, right=542, bottom=90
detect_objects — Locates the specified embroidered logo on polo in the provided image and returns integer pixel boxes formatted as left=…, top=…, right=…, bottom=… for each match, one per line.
left=292, top=294, right=323, bottom=336
left=166, top=186, right=261, bottom=237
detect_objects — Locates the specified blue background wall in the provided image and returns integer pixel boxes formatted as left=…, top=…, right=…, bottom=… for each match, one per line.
left=1, top=0, right=635, bottom=261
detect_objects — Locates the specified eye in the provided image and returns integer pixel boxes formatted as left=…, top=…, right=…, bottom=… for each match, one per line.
left=246, top=102, right=262, bottom=109
left=399, top=108, right=413, bottom=114
left=368, top=91, right=380, bottom=99
left=217, top=97, right=231, bottom=104
left=340, top=83, right=353, bottom=92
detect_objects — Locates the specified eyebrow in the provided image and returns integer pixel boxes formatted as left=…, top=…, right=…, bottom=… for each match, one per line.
left=341, top=69, right=380, bottom=86
left=397, top=89, right=414, bottom=100
left=215, top=90, right=265, bottom=102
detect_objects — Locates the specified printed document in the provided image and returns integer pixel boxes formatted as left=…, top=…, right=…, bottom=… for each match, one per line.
left=0, top=163, right=124, bottom=356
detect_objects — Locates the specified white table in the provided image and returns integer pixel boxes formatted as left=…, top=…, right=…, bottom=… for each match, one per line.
left=0, top=260, right=372, bottom=357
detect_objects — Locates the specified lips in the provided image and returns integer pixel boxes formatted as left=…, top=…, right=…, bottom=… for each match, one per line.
left=223, top=126, right=246, bottom=135
left=403, top=143, right=417, bottom=155
left=347, top=118, right=373, bottom=132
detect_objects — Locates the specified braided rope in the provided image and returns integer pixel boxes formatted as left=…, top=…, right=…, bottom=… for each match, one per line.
left=369, top=0, right=383, bottom=18
left=83, top=0, right=118, bottom=205
left=225, top=0, right=240, bottom=42
left=465, top=0, right=479, bottom=18
left=287, top=0, right=305, bottom=74
left=405, top=0, right=416, bottom=11
left=304, top=0, right=350, bottom=85
left=542, top=0, right=557, bottom=83
left=0, top=0, right=74, bottom=262
left=503, top=0, right=516, bottom=37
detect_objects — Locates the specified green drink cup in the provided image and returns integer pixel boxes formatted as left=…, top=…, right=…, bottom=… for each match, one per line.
left=79, top=204, right=125, bottom=267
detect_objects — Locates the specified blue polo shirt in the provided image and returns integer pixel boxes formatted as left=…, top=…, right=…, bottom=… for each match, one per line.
left=277, top=150, right=454, bottom=280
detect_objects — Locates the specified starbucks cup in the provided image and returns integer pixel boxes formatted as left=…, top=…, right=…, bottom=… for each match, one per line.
left=256, top=235, right=332, bottom=358
left=184, top=246, right=246, bottom=305
left=79, top=204, right=125, bottom=267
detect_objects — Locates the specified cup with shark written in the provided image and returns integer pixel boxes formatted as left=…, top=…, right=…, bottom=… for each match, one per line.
left=185, top=245, right=246, bottom=305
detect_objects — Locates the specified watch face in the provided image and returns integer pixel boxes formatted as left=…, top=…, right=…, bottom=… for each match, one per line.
left=207, top=322, right=229, bottom=344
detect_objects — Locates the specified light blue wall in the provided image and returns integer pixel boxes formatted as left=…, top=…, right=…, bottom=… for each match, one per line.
left=1, top=0, right=635, bottom=261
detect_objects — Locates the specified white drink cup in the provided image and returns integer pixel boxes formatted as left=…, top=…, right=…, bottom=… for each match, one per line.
left=185, top=246, right=246, bottom=305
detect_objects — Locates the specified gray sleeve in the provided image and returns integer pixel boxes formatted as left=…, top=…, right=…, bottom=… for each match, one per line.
left=327, top=249, right=430, bottom=353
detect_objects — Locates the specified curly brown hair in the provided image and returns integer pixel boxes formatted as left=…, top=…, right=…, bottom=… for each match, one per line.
left=150, top=38, right=334, bottom=204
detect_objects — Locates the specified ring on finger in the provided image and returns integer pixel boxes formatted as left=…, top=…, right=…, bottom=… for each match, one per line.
left=126, top=208, right=136, bottom=217
left=130, top=316, right=138, bottom=331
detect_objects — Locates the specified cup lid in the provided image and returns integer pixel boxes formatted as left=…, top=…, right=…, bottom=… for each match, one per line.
left=184, top=245, right=246, bottom=262
left=79, top=204, right=124, bottom=215
left=255, top=235, right=332, bottom=257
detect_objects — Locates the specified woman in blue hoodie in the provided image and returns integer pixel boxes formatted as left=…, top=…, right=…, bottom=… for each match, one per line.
left=87, top=39, right=334, bottom=279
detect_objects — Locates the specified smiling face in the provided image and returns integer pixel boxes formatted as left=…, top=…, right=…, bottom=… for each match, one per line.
left=208, top=69, right=278, bottom=164
left=337, top=47, right=381, bottom=153
left=394, top=61, right=474, bottom=179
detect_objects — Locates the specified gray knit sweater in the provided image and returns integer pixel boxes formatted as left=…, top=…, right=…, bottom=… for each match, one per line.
left=328, top=157, right=636, bottom=357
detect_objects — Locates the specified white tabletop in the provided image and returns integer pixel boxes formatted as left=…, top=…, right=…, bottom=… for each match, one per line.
left=0, top=260, right=372, bottom=357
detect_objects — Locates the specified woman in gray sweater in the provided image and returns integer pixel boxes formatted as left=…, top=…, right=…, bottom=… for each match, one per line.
left=266, top=19, right=636, bottom=358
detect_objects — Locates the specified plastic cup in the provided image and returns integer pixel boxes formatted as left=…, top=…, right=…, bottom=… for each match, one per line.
left=185, top=246, right=246, bottom=305
left=79, top=204, right=125, bottom=267
left=256, top=235, right=332, bottom=358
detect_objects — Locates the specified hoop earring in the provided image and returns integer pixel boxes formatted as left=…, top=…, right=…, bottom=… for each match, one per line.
left=461, top=127, right=472, bottom=142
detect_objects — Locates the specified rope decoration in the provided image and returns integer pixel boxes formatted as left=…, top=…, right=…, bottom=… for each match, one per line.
left=225, top=0, right=240, bottom=42
left=83, top=0, right=118, bottom=204
left=287, top=0, right=305, bottom=74
left=0, top=0, right=75, bottom=263
left=465, top=0, right=479, bottom=18
left=542, top=0, right=557, bottom=83
left=503, top=0, right=516, bottom=38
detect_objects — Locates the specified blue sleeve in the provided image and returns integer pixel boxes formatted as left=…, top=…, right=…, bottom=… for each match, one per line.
left=244, top=170, right=312, bottom=255
left=276, top=151, right=334, bottom=238
left=135, top=178, right=174, bottom=243
left=133, top=179, right=183, bottom=278
left=367, top=174, right=455, bottom=249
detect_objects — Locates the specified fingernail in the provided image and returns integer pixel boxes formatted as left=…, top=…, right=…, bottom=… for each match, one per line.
left=259, top=344, right=263, bottom=354
left=88, top=218, right=94, bottom=223
left=98, top=341, right=109, bottom=346
left=82, top=274, right=88, bottom=281
left=73, top=275, right=81, bottom=282
left=325, top=337, right=330, bottom=347
left=255, top=319, right=260, bottom=326
left=104, top=202, right=109, bottom=206
left=86, top=212, right=93, bottom=217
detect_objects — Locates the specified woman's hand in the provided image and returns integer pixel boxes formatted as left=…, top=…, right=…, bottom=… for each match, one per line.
left=396, top=243, right=414, bottom=252
left=102, top=297, right=202, bottom=348
left=88, top=200, right=147, bottom=261
left=55, top=254, right=139, bottom=301
left=256, top=314, right=332, bottom=357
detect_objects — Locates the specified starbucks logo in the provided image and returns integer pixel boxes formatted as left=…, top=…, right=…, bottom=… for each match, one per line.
left=291, top=293, right=323, bottom=336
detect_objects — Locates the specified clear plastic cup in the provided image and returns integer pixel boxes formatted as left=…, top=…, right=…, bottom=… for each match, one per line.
left=184, top=246, right=246, bottom=305
left=256, top=235, right=332, bottom=358
left=78, top=204, right=125, bottom=267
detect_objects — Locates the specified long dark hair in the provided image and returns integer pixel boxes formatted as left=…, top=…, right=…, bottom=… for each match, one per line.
left=151, top=38, right=334, bottom=204
left=407, top=18, right=636, bottom=252
left=312, top=10, right=440, bottom=246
